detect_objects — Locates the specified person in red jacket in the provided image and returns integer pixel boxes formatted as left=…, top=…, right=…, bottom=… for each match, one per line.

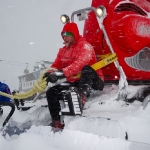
left=44, top=22, right=104, bottom=131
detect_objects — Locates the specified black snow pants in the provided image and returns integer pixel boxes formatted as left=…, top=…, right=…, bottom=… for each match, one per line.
left=46, top=66, right=104, bottom=121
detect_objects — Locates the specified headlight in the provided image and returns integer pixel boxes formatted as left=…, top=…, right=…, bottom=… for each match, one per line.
left=60, top=14, right=70, bottom=24
left=96, top=6, right=105, bottom=18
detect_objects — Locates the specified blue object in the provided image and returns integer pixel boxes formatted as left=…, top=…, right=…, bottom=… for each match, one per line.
left=0, top=82, right=11, bottom=102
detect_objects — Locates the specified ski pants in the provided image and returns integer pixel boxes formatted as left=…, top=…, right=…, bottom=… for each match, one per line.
left=46, top=66, right=104, bottom=121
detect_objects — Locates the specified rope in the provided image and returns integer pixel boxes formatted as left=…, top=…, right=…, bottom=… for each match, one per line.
left=72, top=53, right=117, bottom=79
left=0, top=53, right=118, bottom=100
left=0, top=70, right=48, bottom=100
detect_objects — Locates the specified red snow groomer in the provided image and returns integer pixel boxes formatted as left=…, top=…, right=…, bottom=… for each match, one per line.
left=84, top=0, right=150, bottom=85
left=61, top=0, right=150, bottom=85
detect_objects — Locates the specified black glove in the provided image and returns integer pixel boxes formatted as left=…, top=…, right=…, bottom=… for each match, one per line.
left=43, top=72, right=51, bottom=79
left=47, top=73, right=58, bottom=83
left=47, top=70, right=65, bottom=83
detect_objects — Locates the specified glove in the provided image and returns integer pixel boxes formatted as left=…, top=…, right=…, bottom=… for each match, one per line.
left=43, top=70, right=54, bottom=79
left=47, top=70, right=65, bottom=83
left=47, top=72, right=58, bottom=83
left=43, top=72, right=51, bottom=79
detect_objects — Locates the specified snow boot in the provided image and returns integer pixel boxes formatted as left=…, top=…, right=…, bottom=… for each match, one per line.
left=79, top=84, right=91, bottom=98
left=49, top=120, right=65, bottom=133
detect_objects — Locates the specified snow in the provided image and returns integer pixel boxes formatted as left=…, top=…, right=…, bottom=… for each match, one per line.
left=0, top=84, right=150, bottom=150
left=1, top=0, right=150, bottom=149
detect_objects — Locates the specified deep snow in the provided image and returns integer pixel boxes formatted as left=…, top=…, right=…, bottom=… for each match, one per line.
left=0, top=84, right=150, bottom=150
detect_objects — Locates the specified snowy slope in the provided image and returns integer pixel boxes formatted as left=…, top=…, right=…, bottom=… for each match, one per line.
left=0, top=85, right=150, bottom=150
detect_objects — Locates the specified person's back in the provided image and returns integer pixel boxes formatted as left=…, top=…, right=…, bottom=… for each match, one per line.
left=0, top=81, right=11, bottom=103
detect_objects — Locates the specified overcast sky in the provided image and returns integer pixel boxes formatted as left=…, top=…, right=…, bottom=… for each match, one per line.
left=0, top=0, right=91, bottom=91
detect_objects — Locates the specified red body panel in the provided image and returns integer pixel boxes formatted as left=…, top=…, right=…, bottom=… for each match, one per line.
left=83, top=0, right=150, bottom=82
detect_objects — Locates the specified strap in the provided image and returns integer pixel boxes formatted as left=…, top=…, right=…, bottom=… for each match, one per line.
left=72, top=53, right=118, bottom=79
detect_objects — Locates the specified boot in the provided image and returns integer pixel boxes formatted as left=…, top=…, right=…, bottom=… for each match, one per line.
left=79, top=84, right=91, bottom=97
left=49, top=120, right=65, bottom=133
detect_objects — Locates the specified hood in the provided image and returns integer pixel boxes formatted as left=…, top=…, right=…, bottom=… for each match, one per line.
left=61, top=22, right=80, bottom=41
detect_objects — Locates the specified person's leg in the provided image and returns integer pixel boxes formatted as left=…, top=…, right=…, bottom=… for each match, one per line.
left=79, top=66, right=104, bottom=96
left=78, top=66, right=93, bottom=97
left=46, top=84, right=70, bottom=129
left=79, top=66, right=93, bottom=87
left=92, top=71, right=104, bottom=91
left=46, top=85, right=63, bottom=121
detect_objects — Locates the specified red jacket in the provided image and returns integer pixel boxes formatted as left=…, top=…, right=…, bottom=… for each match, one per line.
left=51, top=23, right=104, bottom=82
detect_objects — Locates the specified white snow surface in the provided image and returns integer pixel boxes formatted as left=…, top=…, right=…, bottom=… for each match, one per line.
left=0, top=84, right=150, bottom=150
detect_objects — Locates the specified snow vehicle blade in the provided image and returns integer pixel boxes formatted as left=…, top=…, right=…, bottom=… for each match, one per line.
left=64, top=115, right=150, bottom=145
